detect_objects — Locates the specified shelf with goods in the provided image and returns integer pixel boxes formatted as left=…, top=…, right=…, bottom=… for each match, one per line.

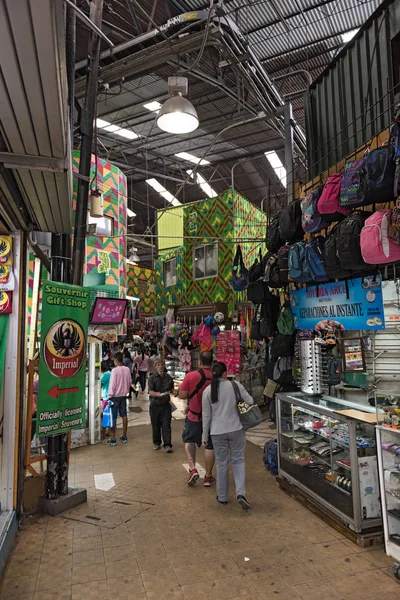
left=376, top=426, right=400, bottom=565
left=277, top=392, right=382, bottom=534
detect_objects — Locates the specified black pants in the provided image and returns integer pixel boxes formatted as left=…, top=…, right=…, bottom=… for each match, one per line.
left=150, top=402, right=172, bottom=447
left=138, top=370, right=147, bottom=392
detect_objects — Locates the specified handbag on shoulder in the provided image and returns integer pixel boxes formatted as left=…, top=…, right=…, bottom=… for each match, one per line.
left=231, top=381, right=263, bottom=430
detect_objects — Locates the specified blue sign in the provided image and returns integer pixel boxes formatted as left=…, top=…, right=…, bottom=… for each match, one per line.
left=290, top=275, right=385, bottom=331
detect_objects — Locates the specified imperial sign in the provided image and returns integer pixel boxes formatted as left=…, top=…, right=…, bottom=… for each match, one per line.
left=37, top=282, right=90, bottom=437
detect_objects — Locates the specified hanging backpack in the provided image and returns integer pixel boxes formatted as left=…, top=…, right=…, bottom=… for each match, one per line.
left=277, top=304, right=295, bottom=335
left=250, top=304, right=263, bottom=340
left=232, top=245, right=249, bottom=291
left=247, top=279, right=267, bottom=304
left=264, top=255, right=281, bottom=289
left=271, top=333, right=295, bottom=359
left=318, top=174, right=351, bottom=222
left=323, top=224, right=353, bottom=280
left=324, top=356, right=343, bottom=386
left=288, top=241, right=311, bottom=283
left=361, top=210, right=400, bottom=264
left=305, top=236, right=327, bottom=282
left=276, top=245, right=290, bottom=284
left=273, top=356, right=294, bottom=386
left=363, top=145, right=397, bottom=204
left=335, top=211, right=372, bottom=273
left=279, top=199, right=304, bottom=242
left=266, top=213, right=284, bottom=253
left=248, top=248, right=263, bottom=283
left=301, top=188, right=329, bottom=233
left=339, top=158, right=367, bottom=208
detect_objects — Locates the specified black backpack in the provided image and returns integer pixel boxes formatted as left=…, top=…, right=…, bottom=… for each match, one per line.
left=324, top=356, right=343, bottom=386
left=247, top=279, right=267, bottom=304
left=264, top=255, right=281, bottom=289
left=263, top=293, right=281, bottom=337
left=279, top=199, right=304, bottom=243
left=323, top=223, right=353, bottom=280
left=266, top=213, right=284, bottom=253
left=277, top=245, right=290, bottom=284
left=271, top=333, right=295, bottom=359
left=336, top=211, right=372, bottom=273
left=251, top=305, right=264, bottom=340
left=364, top=145, right=397, bottom=205
left=248, top=249, right=263, bottom=283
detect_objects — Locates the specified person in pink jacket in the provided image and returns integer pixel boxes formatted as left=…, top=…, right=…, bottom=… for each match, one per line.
left=107, top=352, right=132, bottom=446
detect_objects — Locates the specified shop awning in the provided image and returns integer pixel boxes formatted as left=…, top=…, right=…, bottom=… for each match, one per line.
left=0, top=0, right=72, bottom=233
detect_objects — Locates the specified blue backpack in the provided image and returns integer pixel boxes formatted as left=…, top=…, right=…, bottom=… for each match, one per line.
left=288, top=242, right=311, bottom=283
left=305, top=237, right=327, bottom=282
left=339, top=158, right=367, bottom=208
left=264, top=440, right=278, bottom=475
left=301, top=189, right=329, bottom=233
left=363, top=146, right=397, bottom=204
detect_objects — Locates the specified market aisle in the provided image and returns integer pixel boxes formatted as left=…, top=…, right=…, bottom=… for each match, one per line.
left=1, top=420, right=398, bottom=600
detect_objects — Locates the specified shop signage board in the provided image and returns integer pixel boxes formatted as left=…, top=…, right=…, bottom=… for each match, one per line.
left=290, top=275, right=385, bottom=331
left=37, top=281, right=90, bottom=437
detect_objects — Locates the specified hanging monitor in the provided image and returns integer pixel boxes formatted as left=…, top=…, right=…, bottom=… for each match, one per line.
left=90, top=297, right=128, bottom=325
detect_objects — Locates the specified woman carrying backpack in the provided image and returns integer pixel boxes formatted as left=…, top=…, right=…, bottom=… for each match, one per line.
left=201, top=362, right=254, bottom=510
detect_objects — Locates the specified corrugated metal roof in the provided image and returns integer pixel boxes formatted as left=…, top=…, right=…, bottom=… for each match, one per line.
left=0, top=0, right=71, bottom=233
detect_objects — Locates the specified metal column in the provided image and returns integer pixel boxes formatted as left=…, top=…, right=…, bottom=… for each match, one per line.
left=283, top=103, right=295, bottom=206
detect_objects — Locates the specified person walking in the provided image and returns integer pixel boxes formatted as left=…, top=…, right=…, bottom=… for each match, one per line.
left=202, top=362, right=254, bottom=510
left=134, top=348, right=150, bottom=393
left=179, top=351, right=215, bottom=487
left=107, top=352, right=132, bottom=446
left=148, top=359, right=174, bottom=452
left=100, top=361, right=111, bottom=438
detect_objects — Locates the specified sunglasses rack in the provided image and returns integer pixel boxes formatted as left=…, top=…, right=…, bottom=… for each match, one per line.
left=299, top=340, right=322, bottom=396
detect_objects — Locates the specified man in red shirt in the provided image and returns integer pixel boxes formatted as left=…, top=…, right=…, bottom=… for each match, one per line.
left=179, top=351, right=215, bottom=486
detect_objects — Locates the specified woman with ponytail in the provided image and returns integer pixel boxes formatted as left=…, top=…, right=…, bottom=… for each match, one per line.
left=202, top=362, right=254, bottom=510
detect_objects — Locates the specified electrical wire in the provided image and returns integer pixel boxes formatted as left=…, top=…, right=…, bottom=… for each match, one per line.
left=178, top=0, right=214, bottom=75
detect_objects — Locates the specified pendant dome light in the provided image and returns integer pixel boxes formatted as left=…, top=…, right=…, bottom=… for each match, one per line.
left=156, top=77, right=199, bottom=135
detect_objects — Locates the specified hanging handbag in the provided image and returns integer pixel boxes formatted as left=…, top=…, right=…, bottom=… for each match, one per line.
left=231, top=381, right=263, bottom=430
left=232, top=245, right=249, bottom=291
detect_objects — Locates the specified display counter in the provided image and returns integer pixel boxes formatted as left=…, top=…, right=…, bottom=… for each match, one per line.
left=276, top=392, right=382, bottom=533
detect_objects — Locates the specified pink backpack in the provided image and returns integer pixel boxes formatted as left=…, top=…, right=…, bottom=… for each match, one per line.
left=360, top=210, right=400, bottom=264
left=317, top=174, right=351, bottom=222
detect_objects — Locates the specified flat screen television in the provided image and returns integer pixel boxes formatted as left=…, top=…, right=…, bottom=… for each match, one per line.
left=90, top=297, right=128, bottom=325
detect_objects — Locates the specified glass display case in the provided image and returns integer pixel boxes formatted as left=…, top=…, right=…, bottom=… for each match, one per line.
left=375, top=391, right=400, bottom=572
left=276, top=392, right=382, bottom=533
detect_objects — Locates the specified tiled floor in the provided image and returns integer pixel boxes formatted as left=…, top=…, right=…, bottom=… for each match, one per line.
left=2, top=418, right=399, bottom=599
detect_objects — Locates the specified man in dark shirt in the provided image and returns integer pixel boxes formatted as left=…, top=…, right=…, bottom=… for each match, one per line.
left=148, top=359, right=174, bottom=452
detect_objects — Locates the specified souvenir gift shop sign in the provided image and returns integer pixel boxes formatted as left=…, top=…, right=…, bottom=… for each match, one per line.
left=37, top=281, right=90, bottom=437
left=290, top=275, right=385, bottom=331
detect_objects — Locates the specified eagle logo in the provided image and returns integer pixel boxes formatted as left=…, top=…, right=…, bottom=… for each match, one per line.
left=0, top=237, right=11, bottom=263
left=44, top=319, right=85, bottom=379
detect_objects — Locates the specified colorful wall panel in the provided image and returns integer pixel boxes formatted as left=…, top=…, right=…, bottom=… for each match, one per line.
left=127, top=265, right=156, bottom=314
left=154, top=190, right=266, bottom=315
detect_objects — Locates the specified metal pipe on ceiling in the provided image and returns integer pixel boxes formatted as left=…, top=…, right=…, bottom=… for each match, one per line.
left=272, top=69, right=312, bottom=86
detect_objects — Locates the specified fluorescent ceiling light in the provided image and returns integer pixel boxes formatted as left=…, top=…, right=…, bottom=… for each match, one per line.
left=117, top=129, right=138, bottom=140
left=143, top=101, right=162, bottom=112
left=342, top=29, right=358, bottom=44
left=96, top=118, right=139, bottom=140
left=265, top=151, right=287, bottom=188
left=175, top=152, right=210, bottom=166
left=187, top=170, right=217, bottom=198
left=146, top=178, right=182, bottom=206
left=127, top=208, right=136, bottom=218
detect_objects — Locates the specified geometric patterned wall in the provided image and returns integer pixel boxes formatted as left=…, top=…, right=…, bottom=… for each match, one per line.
left=155, top=190, right=266, bottom=315
left=127, top=265, right=156, bottom=314
left=72, top=150, right=127, bottom=293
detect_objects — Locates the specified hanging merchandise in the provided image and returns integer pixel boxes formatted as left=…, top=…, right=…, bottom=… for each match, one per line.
left=0, top=291, right=12, bottom=314
left=264, top=255, right=282, bottom=288
left=363, top=145, right=397, bottom=204
left=271, top=333, right=295, bottom=359
left=247, top=277, right=267, bottom=304
left=179, top=346, right=192, bottom=372
left=361, top=210, right=400, bottom=264
left=288, top=241, right=311, bottom=283
left=216, top=330, right=241, bottom=376
left=0, top=266, right=15, bottom=291
left=389, top=197, right=400, bottom=243
left=266, top=213, right=284, bottom=253
left=248, top=248, right=263, bottom=283
left=323, top=223, right=353, bottom=280
left=262, top=292, right=281, bottom=338
left=334, top=211, right=372, bottom=273
left=324, top=356, right=343, bottom=386
left=301, top=188, right=329, bottom=233
left=277, top=245, right=291, bottom=284
left=391, top=103, right=400, bottom=198
left=305, top=237, right=327, bottom=282
left=204, top=315, right=216, bottom=328
left=339, top=158, right=367, bottom=208
left=0, top=236, right=12, bottom=265
left=317, top=174, right=351, bottom=222
left=231, top=245, right=249, bottom=291
left=251, top=305, right=263, bottom=341
left=277, top=304, right=295, bottom=336
left=214, top=311, right=225, bottom=323
left=279, top=199, right=304, bottom=243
